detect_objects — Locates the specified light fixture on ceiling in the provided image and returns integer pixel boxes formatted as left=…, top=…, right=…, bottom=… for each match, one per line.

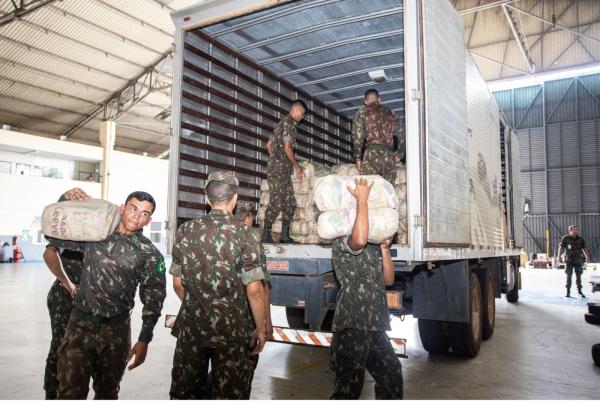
left=368, top=69, right=388, bottom=83
left=59, top=135, right=67, bottom=141
left=2, top=124, right=11, bottom=130
left=142, top=152, right=148, bottom=157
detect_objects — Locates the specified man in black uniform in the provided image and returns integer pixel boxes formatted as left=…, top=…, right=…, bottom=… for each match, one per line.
left=558, top=225, right=590, bottom=298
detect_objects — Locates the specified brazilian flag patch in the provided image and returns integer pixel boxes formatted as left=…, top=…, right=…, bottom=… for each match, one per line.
left=157, top=259, right=166, bottom=275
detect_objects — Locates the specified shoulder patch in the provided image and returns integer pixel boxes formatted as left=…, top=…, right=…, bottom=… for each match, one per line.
left=157, top=259, right=166, bottom=275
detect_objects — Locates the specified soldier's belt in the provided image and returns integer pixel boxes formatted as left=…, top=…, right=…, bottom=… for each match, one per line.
left=72, top=307, right=130, bottom=325
left=365, top=143, right=394, bottom=151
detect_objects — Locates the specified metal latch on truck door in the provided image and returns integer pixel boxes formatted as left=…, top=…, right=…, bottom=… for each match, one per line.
left=411, top=89, right=423, bottom=101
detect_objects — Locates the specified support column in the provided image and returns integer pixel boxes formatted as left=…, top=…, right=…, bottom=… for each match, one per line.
left=99, top=120, right=116, bottom=200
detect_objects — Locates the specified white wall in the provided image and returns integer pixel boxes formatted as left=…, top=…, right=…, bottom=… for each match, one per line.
left=0, top=130, right=170, bottom=257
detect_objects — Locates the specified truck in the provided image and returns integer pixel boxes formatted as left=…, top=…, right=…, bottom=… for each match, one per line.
left=167, top=0, right=524, bottom=358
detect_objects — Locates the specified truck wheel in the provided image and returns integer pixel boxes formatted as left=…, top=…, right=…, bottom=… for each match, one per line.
left=448, top=273, right=483, bottom=358
left=506, top=262, right=519, bottom=303
left=588, top=303, right=600, bottom=316
left=477, top=270, right=496, bottom=340
left=285, top=307, right=309, bottom=330
left=592, top=344, right=600, bottom=367
left=584, top=313, right=600, bottom=325
left=418, top=319, right=449, bottom=353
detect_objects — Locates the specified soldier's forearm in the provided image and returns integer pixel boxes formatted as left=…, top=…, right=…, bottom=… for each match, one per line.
left=284, top=144, right=300, bottom=168
left=247, top=281, right=267, bottom=334
left=43, top=247, right=72, bottom=286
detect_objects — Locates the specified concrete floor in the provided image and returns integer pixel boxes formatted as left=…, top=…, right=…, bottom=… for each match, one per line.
left=0, top=261, right=599, bottom=399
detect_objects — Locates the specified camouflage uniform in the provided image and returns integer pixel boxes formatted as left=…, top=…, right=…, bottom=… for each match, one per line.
left=169, top=174, right=265, bottom=400
left=560, top=235, right=588, bottom=292
left=352, top=103, right=405, bottom=185
left=330, top=236, right=402, bottom=400
left=265, top=115, right=298, bottom=225
left=44, top=249, right=83, bottom=399
left=46, top=232, right=166, bottom=399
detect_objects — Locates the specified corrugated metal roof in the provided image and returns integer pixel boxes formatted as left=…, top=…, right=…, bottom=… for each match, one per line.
left=0, top=0, right=598, bottom=155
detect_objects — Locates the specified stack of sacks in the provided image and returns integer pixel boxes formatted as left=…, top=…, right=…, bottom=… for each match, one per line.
left=394, top=164, right=408, bottom=245
left=314, top=175, right=399, bottom=243
left=257, top=162, right=331, bottom=244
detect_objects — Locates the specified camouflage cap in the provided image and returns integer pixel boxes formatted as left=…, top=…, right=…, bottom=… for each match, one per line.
left=206, top=170, right=239, bottom=187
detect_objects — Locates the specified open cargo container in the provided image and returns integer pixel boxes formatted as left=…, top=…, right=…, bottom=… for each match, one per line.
left=168, top=0, right=523, bottom=357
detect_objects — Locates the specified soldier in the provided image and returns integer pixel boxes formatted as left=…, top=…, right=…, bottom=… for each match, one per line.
left=169, top=171, right=268, bottom=400
left=558, top=225, right=591, bottom=298
left=44, top=191, right=166, bottom=399
left=235, top=201, right=273, bottom=399
left=353, top=89, right=405, bottom=185
left=263, top=100, right=307, bottom=244
left=329, top=179, right=402, bottom=400
left=43, top=187, right=87, bottom=400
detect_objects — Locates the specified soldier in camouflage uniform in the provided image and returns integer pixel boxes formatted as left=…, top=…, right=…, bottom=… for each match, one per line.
left=169, top=172, right=268, bottom=400
left=43, top=188, right=87, bottom=400
left=353, top=89, right=405, bottom=185
left=558, top=225, right=590, bottom=298
left=44, top=191, right=166, bottom=399
left=330, top=179, right=402, bottom=400
left=263, top=100, right=307, bottom=244
left=235, top=201, right=273, bottom=399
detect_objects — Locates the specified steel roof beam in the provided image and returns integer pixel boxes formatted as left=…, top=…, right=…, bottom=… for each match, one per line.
left=458, top=0, right=517, bottom=15
left=259, top=29, right=404, bottom=65
left=237, top=7, right=403, bottom=52
left=470, top=51, right=530, bottom=74
left=0, top=0, right=57, bottom=27
left=211, top=0, right=344, bottom=37
left=92, top=0, right=173, bottom=38
left=0, top=74, right=98, bottom=105
left=297, top=63, right=404, bottom=86
left=502, top=4, right=535, bottom=73
left=281, top=48, right=403, bottom=77
left=63, top=50, right=173, bottom=138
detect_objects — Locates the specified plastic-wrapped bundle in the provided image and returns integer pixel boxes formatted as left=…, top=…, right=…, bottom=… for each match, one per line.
left=313, top=175, right=399, bottom=212
left=42, top=198, right=121, bottom=242
left=317, top=207, right=398, bottom=243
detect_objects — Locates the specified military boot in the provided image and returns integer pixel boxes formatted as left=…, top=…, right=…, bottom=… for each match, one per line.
left=565, top=288, right=571, bottom=298
left=578, top=289, right=586, bottom=299
left=262, top=222, right=274, bottom=243
left=279, top=221, right=299, bottom=244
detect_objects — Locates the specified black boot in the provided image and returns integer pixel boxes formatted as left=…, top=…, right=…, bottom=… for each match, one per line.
left=578, top=289, right=586, bottom=299
left=261, top=222, right=274, bottom=243
left=279, top=221, right=299, bottom=244
left=565, top=288, right=571, bottom=298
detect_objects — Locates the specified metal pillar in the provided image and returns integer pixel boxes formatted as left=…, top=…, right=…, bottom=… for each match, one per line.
left=99, top=120, right=116, bottom=200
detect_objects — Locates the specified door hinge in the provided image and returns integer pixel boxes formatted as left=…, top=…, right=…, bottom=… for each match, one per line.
left=411, top=89, right=423, bottom=101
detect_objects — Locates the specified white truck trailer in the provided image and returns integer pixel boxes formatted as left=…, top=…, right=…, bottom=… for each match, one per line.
left=167, top=0, right=524, bottom=358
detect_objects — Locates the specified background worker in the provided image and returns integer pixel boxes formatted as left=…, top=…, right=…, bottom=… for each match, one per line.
left=263, top=100, right=307, bottom=244
left=43, top=187, right=87, bottom=400
left=329, top=179, right=402, bottom=400
left=353, top=89, right=405, bottom=185
left=558, top=225, right=590, bottom=298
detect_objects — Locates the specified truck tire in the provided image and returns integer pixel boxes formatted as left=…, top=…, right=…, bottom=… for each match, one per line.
left=588, top=303, right=600, bottom=316
left=584, top=313, right=600, bottom=325
left=418, top=319, right=449, bottom=353
left=448, top=273, right=483, bottom=358
left=477, top=270, right=496, bottom=340
left=506, top=262, right=519, bottom=303
left=592, top=344, right=600, bottom=367
left=285, top=307, right=308, bottom=330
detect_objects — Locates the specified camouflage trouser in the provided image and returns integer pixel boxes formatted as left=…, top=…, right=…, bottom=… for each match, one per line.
left=565, top=263, right=583, bottom=290
left=330, top=329, right=403, bottom=400
left=265, top=171, right=296, bottom=224
left=57, top=309, right=131, bottom=399
left=242, top=355, right=259, bottom=399
left=170, top=335, right=253, bottom=400
left=361, top=146, right=396, bottom=185
left=44, top=281, right=74, bottom=399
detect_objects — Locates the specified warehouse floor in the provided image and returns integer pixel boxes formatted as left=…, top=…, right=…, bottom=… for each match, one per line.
left=0, top=261, right=599, bottom=400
